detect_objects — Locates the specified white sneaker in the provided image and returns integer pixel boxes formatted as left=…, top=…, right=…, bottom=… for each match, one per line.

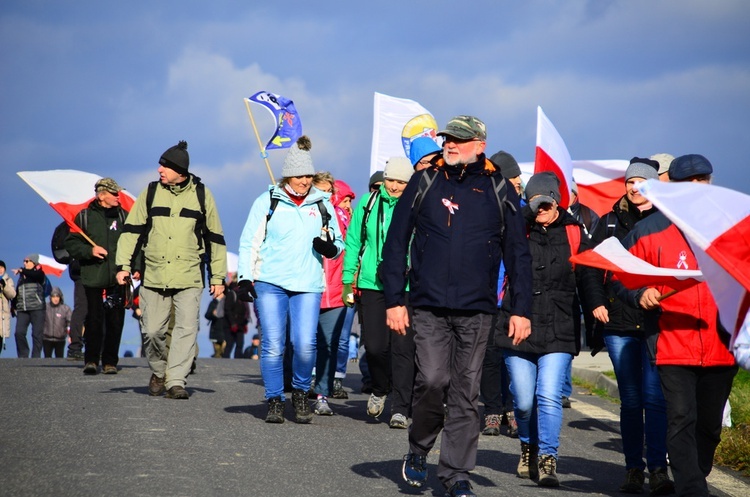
left=389, top=413, right=408, bottom=429
left=313, top=396, right=334, bottom=416
left=367, top=393, right=387, bottom=417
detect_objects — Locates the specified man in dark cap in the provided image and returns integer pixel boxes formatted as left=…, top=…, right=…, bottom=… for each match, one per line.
left=620, top=154, right=737, bottom=497
left=65, top=177, right=128, bottom=375
left=116, top=141, right=227, bottom=399
left=382, top=116, right=532, bottom=497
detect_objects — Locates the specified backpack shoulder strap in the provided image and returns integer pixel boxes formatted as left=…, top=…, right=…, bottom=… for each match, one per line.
left=411, top=169, right=438, bottom=211
left=315, top=199, right=330, bottom=231
left=358, top=191, right=380, bottom=261
left=582, top=205, right=592, bottom=234
left=264, top=190, right=280, bottom=241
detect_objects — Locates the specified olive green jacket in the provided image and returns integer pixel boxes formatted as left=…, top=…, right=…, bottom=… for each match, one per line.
left=116, top=176, right=227, bottom=290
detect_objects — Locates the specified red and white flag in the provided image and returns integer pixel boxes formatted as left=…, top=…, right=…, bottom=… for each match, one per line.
left=637, top=179, right=750, bottom=348
left=534, top=106, right=574, bottom=209
left=17, top=170, right=136, bottom=233
left=37, top=254, right=67, bottom=277
left=570, top=236, right=704, bottom=290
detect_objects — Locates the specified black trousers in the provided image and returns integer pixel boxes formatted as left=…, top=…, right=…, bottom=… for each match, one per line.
left=480, top=318, right=514, bottom=415
left=223, top=330, right=245, bottom=359
left=43, top=340, right=65, bottom=358
left=68, top=279, right=87, bottom=354
left=359, top=289, right=415, bottom=416
left=83, top=286, right=125, bottom=366
left=658, top=364, right=737, bottom=497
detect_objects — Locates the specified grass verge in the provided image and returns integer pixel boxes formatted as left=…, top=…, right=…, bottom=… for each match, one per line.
left=715, top=368, right=750, bottom=476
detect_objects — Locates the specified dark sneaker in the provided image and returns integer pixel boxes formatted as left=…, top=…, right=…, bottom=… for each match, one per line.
left=292, top=389, right=313, bottom=424
left=648, top=468, right=674, bottom=496
left=67, top=350, right=84, bottom=361
left=402, top=453, right=427, bottom=488
left=165, top=385, right=189, bottom=399
left=561, top=396, right=572, bottom=408
left=83, top=362, right=98, bottom=375
left=506, top=411, right=519, bottom=438
left=331, top=378, right=349, bottom=399
left=517, top=442, right=539, bottom=480
left=445, top=480, right=475, bottom=497
left=482, top=413, right=501, bottom=436
left=102, top=364, right=117, bottom=375
left=148, top=374, right=166, bottom=396
left=389, top=413, right=408, bottom=429
left=265, top=397, right=285, bottom=424
left=538, top=454, right=560, bottom=487
left=619, top=467, right=645, bottom=494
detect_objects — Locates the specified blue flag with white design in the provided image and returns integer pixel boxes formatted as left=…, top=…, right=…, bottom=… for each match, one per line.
left=247, top=91, right=303, bottom=150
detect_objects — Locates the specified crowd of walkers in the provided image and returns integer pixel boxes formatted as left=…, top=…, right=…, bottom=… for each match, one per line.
left=1, top=117, right=739, bottom=497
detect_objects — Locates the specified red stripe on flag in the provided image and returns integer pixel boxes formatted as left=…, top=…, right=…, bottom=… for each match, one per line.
left=534, top=146, right=570, bottom=208
left=577, top=178, right=624, bottom=217
left=705, top=214, right=750, bottom=293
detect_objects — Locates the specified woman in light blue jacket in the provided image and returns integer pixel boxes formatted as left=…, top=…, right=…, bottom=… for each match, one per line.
left=237, top=136, right=343, bottom=425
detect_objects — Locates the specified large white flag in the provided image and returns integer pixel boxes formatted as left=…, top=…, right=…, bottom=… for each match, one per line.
left=370, top=92, right=434, bottom=176
left=534, top=106, right=574, bottom=209
left=638, top=179, right=750, bottom=368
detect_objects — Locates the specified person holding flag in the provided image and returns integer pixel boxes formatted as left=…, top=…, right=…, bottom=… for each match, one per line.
left=66, top=178, right=129, bottom=375
left=619, top=154, right=737, bottom=497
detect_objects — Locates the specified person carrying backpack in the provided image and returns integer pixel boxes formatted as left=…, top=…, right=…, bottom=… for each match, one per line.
left=236, top=136, right=344, bottom=424
left=12, top=254, right=47, bottom=358
left=116, top=141, right=228, bottom=399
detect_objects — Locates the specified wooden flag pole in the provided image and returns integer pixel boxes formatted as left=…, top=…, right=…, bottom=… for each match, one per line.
left=657, top=289, right=679, bottom=301
left=244, top=98, right=276, bottom=185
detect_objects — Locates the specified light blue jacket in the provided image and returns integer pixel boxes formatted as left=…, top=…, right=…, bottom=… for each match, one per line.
left=238, top=185, right=344, bottom=293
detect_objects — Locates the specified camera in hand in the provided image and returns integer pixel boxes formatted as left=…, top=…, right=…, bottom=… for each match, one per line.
left=103, top=289, right=124, bottom=310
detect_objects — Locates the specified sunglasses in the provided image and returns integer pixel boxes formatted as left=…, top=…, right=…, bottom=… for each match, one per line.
left=23, top=259, right=33, bottom=263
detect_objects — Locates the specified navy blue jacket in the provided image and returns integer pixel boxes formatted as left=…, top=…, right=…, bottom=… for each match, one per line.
left=381, top=155, right=532, bottom=316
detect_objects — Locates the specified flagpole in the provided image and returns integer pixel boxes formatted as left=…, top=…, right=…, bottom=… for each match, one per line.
left=244, top=98, right=276, bottom=185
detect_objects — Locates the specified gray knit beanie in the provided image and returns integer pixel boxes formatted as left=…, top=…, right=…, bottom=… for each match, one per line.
left=383, top=157, right=414, bottom=183
left=625, top=157, right=659, bottom=182
left=490, top=151, right=522, bottom=179
left=282, top=136, right=315, bottom=178
left=525, top=172, right=561, bottom=213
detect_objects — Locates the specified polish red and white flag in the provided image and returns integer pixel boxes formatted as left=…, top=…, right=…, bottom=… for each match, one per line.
left=569, top=236, right=704, bottom=290
left=37, top=254, right=68, bottom=277
left=17, top=170, right=136, bottom=233
left=637, top=179, right=750, bottom=354
left=534, top=106, right=574, bottom=209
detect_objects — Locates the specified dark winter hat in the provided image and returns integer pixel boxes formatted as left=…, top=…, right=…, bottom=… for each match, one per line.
left=95, top=177, right=124, bottom=195
left=25, top=253, right=40, bottom=265
left=669, top=154, right=713, bottom=181
left=437, top=115, right=487, bottom=141
left=282, top=136, right=315, bottom=178
left=490, top=150, right=522, bottom=179
left=409, top=137, right=441, bottom=167
left=0, top=260, right=5, bottom=270
left=525, top=172, right=561, bottom=213
left=159, top=140, right=190, bottom=175
left=368, top=171, right=384, bottom=190
left=625, top=157, right=659, bottom=182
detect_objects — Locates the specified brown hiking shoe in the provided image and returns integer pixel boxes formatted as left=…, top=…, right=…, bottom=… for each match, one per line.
left=517, top=442, right=539, bottom=480
left=648, top=468, right=674, bottom=496
left=538, top=454, right=560, bottom=487
left=482, top=414, right=501, bottom=436
left=165, top=385, right=189, bottom=400
left=148, top=374, right=166, bottom=396
left=102, top=365, right=117, bottom=375
left=83, top=362, right=98, bottom=375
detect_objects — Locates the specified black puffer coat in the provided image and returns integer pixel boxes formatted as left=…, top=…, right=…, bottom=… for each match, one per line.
left=496, top=207, right=598, bottom=355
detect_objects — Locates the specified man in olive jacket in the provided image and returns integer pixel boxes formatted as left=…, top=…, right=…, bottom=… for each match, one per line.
left=65, top=178, right=128, bottom=375
left=116, top=141, right=227, bottom=400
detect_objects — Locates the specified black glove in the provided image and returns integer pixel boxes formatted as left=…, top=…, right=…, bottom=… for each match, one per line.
left=236, top=280, right=258, bottom=302
left=313, top=236, right=338, bottom=259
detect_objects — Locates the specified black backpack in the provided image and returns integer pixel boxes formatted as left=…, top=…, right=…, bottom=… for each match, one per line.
left=50, top=208, right=127, bottom=265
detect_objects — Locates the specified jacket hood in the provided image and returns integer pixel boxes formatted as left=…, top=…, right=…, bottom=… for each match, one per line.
left=332, top=180, right=355, bottom=207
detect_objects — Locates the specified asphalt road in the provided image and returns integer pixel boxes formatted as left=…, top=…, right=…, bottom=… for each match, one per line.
left=0, top=358, right=746, bottom=497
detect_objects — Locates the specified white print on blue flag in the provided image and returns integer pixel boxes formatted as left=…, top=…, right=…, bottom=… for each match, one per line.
left=248, top=91, right=303, bottom=150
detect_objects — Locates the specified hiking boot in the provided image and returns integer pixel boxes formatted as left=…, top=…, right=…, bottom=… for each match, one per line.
left=83, top=362, right=98, bottom=375
left=331, top=378, right=348, bottom=399
left=292, top=389, right=313, bottom=424
left=165, top=385, right=189, bottom=399
left=67, top=350, right=84, bottom=361
left=445, top=480, right=475, bottom=497
left=389, top=413, right=408, bottom=429
left=538, top=454, right=560, bottom=487
left=313, top=396, right=334, bottom=416
left=619, top=468, right=645, bottom=493
left=482, top=414, right=501, bottom=436
left=506, top=411, right=519, bottom=438
left=648, top=468, right=674, bottom=496
left=561, top=396, right=571, bottom=408
left=148, top=374, right=165, bottom=396
left=102, top=364, right=117, bottom=375
left=265, top=397, right=285, bottom=423
left=402, top=453, right=427, bottom=488
left=367, top=393, right=387, bottom=418
left=517, top=442, right=539, bottom=480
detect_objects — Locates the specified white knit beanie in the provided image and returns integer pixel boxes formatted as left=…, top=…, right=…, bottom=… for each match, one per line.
left=383, top=157, right=414, bottom=183
left=282, top=136, right=315, bottom=177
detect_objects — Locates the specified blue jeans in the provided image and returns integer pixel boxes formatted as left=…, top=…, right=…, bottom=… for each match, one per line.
left=254, top=282, right=321, bottom=400
left=314, top=306, right=347, bottom=396
left=335, top=305, right=357, bottom=377
left=504, top=350, right=572, bottom=457
left=604, top=333, right=668, bottom=471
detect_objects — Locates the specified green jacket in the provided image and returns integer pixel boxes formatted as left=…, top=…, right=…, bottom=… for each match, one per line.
left=342, top=184, right=402, bottom=291
left=116, top=176, right=227, bottom=290
left=65, top=200, right=125, bottom=288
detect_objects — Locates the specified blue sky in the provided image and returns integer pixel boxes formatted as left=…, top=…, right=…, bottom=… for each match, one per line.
left=2, top=1, right=749, bottom=357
